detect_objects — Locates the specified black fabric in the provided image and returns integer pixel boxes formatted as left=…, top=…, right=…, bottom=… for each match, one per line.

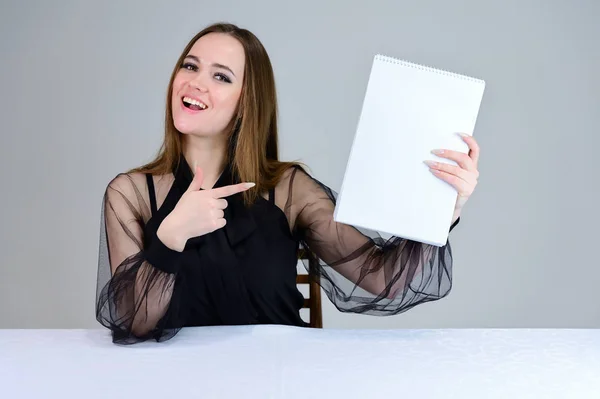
left=145, top=173, right=157, bottom=215
left=96, top=155, right=458, bottom=344
left=268, top=187, right=275, bottom=204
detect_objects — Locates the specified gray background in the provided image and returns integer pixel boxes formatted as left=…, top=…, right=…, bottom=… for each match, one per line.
left=1, top=0, right=598, bottom=329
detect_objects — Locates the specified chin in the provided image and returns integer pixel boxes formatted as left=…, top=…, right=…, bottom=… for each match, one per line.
left=174, top=122, right=224, bottom=138
left=174, top=118, right=230, bottom=138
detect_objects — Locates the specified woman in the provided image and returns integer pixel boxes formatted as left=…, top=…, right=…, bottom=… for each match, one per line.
left=95, top=22, right=481, bottom=344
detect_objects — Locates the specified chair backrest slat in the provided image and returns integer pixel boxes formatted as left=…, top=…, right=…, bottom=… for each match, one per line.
left=296, top=247, right=323, bottom=328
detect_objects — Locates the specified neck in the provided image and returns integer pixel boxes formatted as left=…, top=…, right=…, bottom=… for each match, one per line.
left=182, top=134, right=228, bottom=189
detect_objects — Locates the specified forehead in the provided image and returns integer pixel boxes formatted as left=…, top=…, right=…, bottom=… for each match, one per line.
left=187, top=33, right=245, bottom=76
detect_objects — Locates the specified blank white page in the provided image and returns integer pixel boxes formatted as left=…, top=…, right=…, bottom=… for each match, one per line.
left=333, top=54, right=486, bottom=246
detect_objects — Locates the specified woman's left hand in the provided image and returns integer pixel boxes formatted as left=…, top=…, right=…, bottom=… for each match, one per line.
left=424, top=133, right=480, bottom=215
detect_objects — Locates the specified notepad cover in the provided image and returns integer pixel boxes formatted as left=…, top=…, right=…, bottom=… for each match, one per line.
left=333, top=54, right=486, bottom=246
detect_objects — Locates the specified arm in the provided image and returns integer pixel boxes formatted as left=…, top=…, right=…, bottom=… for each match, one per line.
left=95, top=174, right=192, bottom=344
left=285, top=167, right=456, bottom=315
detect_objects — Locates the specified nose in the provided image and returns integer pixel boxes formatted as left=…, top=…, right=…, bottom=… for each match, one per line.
left=189, top=73, right=209, bottom=93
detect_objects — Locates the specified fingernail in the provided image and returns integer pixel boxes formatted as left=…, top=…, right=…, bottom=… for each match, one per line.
left=457, top=132, right=469, bottom=138
left=245, top=183, right=256, bottom=188
left=423, top=160, right=437, bottom=167
left=431, top=149, right=444, bottom=155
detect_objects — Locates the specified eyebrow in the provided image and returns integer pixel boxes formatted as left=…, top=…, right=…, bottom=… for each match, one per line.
left=184, top=55, right=236, bottom=77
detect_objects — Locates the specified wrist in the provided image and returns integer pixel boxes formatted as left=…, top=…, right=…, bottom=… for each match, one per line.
left=145, top=219, right=185, bottom=274
left=451, top=208, right=462, bottom=225
left=157, top=216, right=186, bottom=252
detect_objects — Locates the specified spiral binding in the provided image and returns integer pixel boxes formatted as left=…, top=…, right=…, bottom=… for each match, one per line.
left=374, top=54, right=484, bottom=84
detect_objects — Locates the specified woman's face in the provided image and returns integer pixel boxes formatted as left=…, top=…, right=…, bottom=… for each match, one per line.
left=171, top=32, right=245, bottom=137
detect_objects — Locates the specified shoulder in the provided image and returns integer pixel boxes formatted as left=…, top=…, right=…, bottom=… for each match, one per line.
left=275, top=164, right=335, bottom=201
left=277, top=163, right=311, bottom=186
left=104, top=172, right=148, bottom=201
left=272, top=164, right=313, bottom=196
left=106, top=172, right=147, bottom=191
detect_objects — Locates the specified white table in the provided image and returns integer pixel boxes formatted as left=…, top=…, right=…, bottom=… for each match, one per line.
left=1, top=326, right=599, bottom=398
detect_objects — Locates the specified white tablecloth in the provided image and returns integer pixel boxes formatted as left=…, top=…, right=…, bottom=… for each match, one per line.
left=1, top=326, right=599, bottom=398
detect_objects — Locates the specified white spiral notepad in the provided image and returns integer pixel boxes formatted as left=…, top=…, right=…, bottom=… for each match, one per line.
left=333, top=54, right=486, bottom=246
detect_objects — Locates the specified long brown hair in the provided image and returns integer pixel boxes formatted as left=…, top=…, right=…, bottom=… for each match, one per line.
left=130, top=22, right=303, bottom=205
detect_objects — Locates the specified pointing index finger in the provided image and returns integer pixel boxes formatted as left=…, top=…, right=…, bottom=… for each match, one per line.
left=211, top=182, right=255, bottom=198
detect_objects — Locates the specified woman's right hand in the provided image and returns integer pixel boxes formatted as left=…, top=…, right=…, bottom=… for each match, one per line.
left=157, top=166, right=255, bottom=252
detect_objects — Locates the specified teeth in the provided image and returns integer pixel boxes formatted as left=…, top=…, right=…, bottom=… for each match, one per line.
left=183, top=96, right=207, bottom=109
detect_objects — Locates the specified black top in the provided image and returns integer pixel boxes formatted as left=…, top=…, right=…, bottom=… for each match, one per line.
left=96, top=156, right=459, bottom=344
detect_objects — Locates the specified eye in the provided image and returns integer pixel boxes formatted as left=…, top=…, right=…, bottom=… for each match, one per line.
left=180, top=62, right=198, bottom=71
left=214, top=73, right=232, bottom=83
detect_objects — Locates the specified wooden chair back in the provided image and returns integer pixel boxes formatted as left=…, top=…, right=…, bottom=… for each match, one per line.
left=296, top=247, right=323, bottom=328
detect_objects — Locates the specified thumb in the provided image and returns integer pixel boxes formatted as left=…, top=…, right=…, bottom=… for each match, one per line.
left=187, top=166, right=204, bottom=192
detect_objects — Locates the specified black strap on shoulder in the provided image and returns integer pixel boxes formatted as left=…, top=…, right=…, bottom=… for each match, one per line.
left=268, top=187, right=275, bottom=204
left=146, top=173, right=157, bottom=215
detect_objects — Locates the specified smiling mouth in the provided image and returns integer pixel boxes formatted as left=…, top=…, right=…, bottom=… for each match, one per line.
left=182, top=96, right=208, bottom=111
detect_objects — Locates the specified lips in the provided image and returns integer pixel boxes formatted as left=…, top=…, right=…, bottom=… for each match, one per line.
left=182, top=96, right=208, bottom=111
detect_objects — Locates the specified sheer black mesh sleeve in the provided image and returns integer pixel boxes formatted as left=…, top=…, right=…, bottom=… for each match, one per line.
left=95, top=174, right=192, bottom=344
left=284, top=167, right=457, bottom=315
